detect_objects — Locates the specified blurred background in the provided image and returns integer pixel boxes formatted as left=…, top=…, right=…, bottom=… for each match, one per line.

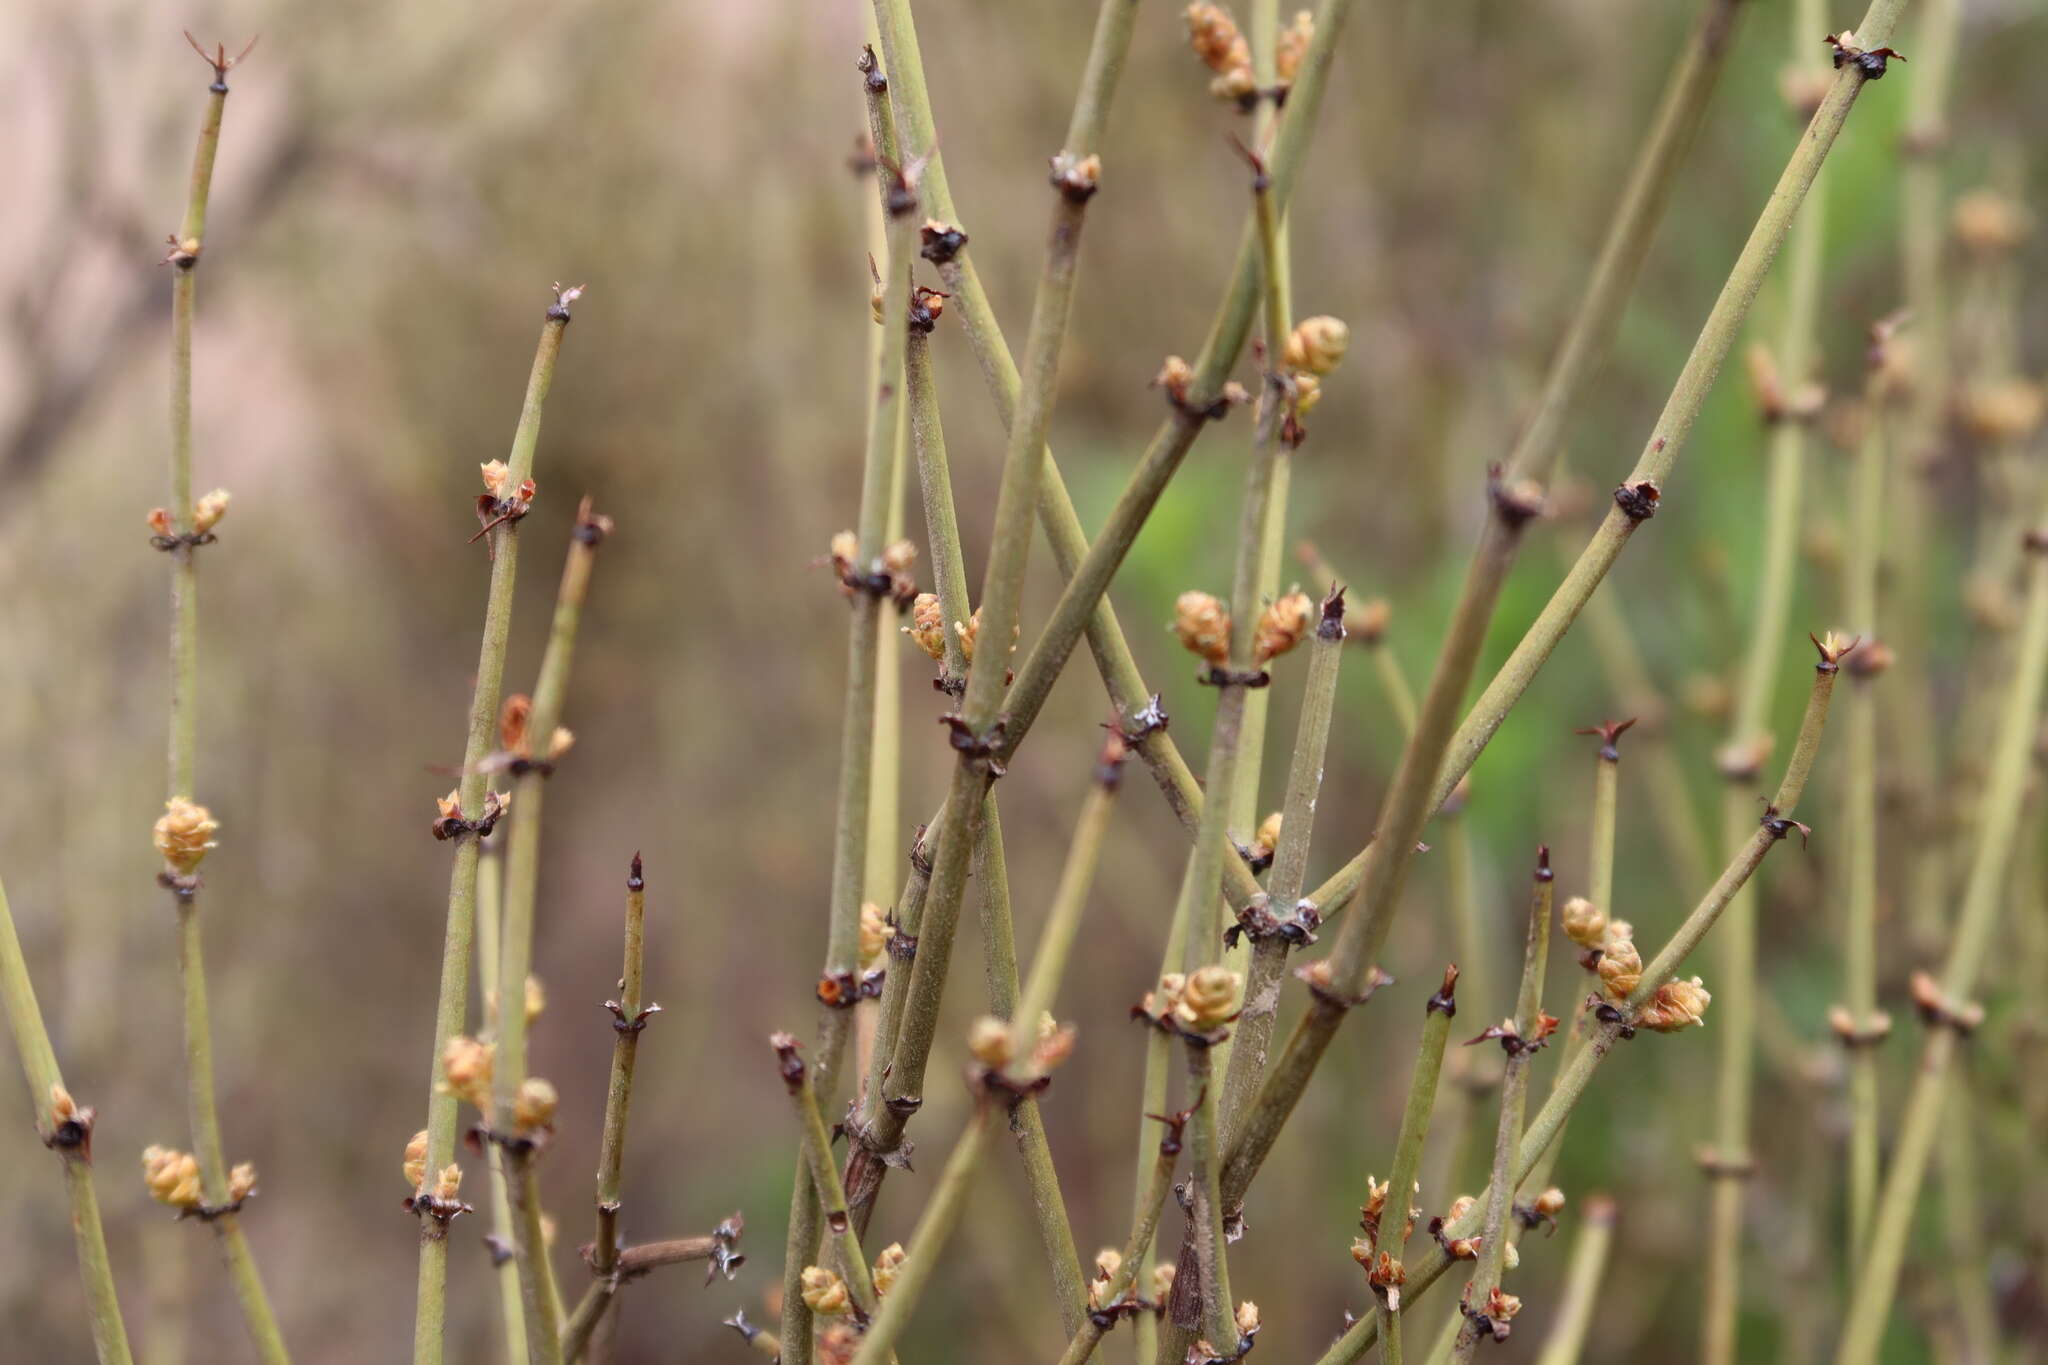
left=1, top=0, right=2044, bottom=1360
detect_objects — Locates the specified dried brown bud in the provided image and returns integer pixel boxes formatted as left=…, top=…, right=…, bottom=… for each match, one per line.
left=192, top=488, right=232, bottom=535
left=1254, top=589, right=1316, bottom=664
left=1285, top=316, right=1350, bottom=377
left=513, top=1077, right=559, bottom=1131
left=440, top=1036, right=495, bottom=1112
left=1174, top=591, right=1232, bottom=666
left=1561, top=896, right=1607, bottom=950
left=433, top=1163, right=462, bottom=1202
left=800, top=1266, right=852, bottom=1316
left=1637, top=976, right=1712, bottom=1031
left=499, top=693, right=534, bottom=756
left=1175, top=965, right=1243, bottom=1032
left=141, top=1145, right=203, bottom=1208
left=153, top=798, right=220, bottom=875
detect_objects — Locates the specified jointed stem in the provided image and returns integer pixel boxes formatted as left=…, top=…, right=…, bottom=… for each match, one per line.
left=1532, top=1197, right=1616, bottom=1365
left=476, top=844, right=528, bottom=1365
left=579, top=858, right=655, bottom=1352
left=1372, top=967, right=1459, bottom=1365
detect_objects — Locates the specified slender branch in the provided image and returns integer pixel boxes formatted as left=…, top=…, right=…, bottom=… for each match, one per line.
left=1448, top=852, right=1553, bottom=1364
left=1371, top=966, right=1461, bottom=1365
left=1314, top=644, right=1847, bottom=1365
left=1052, top=1109, right=1179, bottom=1365
left=491, top=500, right=613, bottom=1365
left=476, top=841, right=527, bottom=1365
left=416, top=301, right=573, bottom=1365
left=1532, top=1197, right=1616, bottom=1365
left=1835, top=510, right=2048, bottom=1365
left=158, top=37, right=289, bottom=1365
left=0, top=874, right=135, bottom=1364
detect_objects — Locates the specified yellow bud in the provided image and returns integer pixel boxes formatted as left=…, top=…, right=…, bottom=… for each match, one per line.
left=481, top=460, right=513, bottom=498
left=800, top=1266, right=852, bottom=1316
left=830, top=530, right=858, bottom=569
left=141, top=1145, right=203, bottom=1208
left=1252, top=811, right=1283, bottom=859
left=1236, top=1300, right=1261, bottom=1336
left=434, top=1163, right=463, bottom=1202
left=872, top=1243, right=907, bottom=1297
left=1151, top=1262, right=1177, bottom=1303
left=967, top=1015, right=1013, bottom=1070
left=1090, top=1248, right=1124, bottom=1309
left=228, top=1161, right=258, bottom=1204
left=1534, top=1187, right=1566, bottom=1217
left=904, top=593, right=947, bottom=660
left=1175, top=965, right=1243, bottom=1032
left=1953, top=189, right=2031, bottom=254
left=524, top=975, right=547, bottom=1023
left=192, top=488, right=232, bottom=535
left=153, top=798, right=220, bottom=876
left=1283, top=316, right=1350, bottom=376
left=403, top=1130, right=430, bottom=1190
left=1292, top=371, right=1322, bottom=414
left=881, top=539, right=917, bottom=575
left=1275, top=10, right=1314, bottom=81
left=1596, top=931, right=1642, bottom=1002
left=546, top=727, right=576, bottom=762
left=1637, top=975, right=1713, bottom=1031
left=859, top=902, right=891, bottom=967
left=440, top=1036, right=495, bottom=1112
left=1185, top=4, right=1251, bottom=75
left=1561, top=896, right=1606, bottom=950
left=514, top=1077, right=559, bottom=1131
left=1174, top=591, right=1232, bottom=666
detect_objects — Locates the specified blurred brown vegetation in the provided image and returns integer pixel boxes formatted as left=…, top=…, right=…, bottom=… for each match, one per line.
left=1, top=1, right=2044, bottom=1361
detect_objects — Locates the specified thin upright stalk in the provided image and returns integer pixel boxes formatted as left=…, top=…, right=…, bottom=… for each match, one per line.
left=1221, top=590, right=1347, bottom=1137
left=476, top=842, right=528, bottom=1365
left=416, top=304, right=572, bottom=1365
left=1835, top=511, right=2048, bottom=1365
left=1448, top=854, right=1553, bottom=1365
left=1840, top=373, right=1890, bottom=1257
left=1701, top=5, right=1831, bottom=1354
left=1420, top=812, right=1490, bottom=1205
left=160, top=38, right=288, bottom=1365
left=493, top=501, right=612, bottom=1365
left=775, top=1039, right=887, bottom=1323
left=581, top=856, right=656, bottom=1351
left=1533, top=1196, right=1616, bottom=1365
left=1373, top=967, right=1461, bottom=1365
left=1315, top=645, right=1846, bottom=1365
left=0, top=874, right=135, bottom=1364
left=1052, top=1108, right=1179, bottom=1365
left=1227, top=0, right=1908, bottom=1210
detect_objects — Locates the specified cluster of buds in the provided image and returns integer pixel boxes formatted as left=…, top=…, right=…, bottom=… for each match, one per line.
left=141, top=1145, right=203, bottom=1208
left=1467, top=1010, right=1560, bottom=1057
left=828, top=531, right=919, bottom=606
left=1190, top=1303, right=1262, bottom=1363
left=1185, top=4, right=1254, bottom=102
left=1636, top=976, right=1713, bottom=1032
left=402, top=1130, right=466, bottom=1213
left=1464, top=1285, right=1522, bottom=1342
left=431, top=787, right=509, bottom=841
left=1594, top=921, right=1642, bottom=1000
left=1746, top=344, right=1826, bottom=424
left=902, top=593, right=999, bottom=670
left=1280, top=315, right=1350, bottom=420
left=872, top=1243, right=907, bottom=1298
left=1953, top=188, right=2032, bottom=256
left=495, top=693, right=576, bottom=771
left=1088, top=1248, right=1125, bottom=1311
left=1137, top=965, right=1245, bottom=1037
left=967, top=1010, right=1077, bottom=1088
left=1172, top=588, right=1316, bottom=677
left=1361, top=1246, right=1406, bottom=1307
left=147, top=489, right=233, bottom=548
left=1357, top=1173, right=1419, bottom=1251
left=1430, top=1196, right=1521, bottom=1268
left=440, top=1036, right=495, bottom=1112
left=475, top=460, right=538, bottom=540
left=153, top=797, right=219, bottom=878
left=1253, top=589, right=1316, bottom=664
left=1153, top=355, right=1249, bottom=419
left=1173, top=591, right=1232, bottom=667
left=799, top=1265, right=853, bottom=1317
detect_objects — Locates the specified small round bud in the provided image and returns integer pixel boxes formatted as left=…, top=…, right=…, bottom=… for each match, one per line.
left=513, top=1077, right=559, bottom=1131
left=1561, top=896, right=1607, bottom=950
left=1284, top=316, right=1350, bottom=376
left=1596, top=930, right=1643, bottom=1002
left=1236, top=1301, right=1261, bottom=1336
left=546, top=727, right=576, bottom=762
left=192, top=488, right=232, bottom=535
left=1151, top=1262, right=1177, bottom=1303
left=1275, top=9, right=1314, bottom=81
left=1253, top=589, right=1316, bottom=664
left=1251, top=811, right=1283, bottom=861
left=1174, top=591, right=1232, bottom=666
left=1031, top=1013, right=1078, bottom=1073
left=967, top=1015, right=1013, bottom=1070
left=882, top=539, right=917, bottom=576
left=1185, top=4, right=1251, bottom=75
left=858, top=902, right=890, bottom=968
left=800, top=1266, right=852, bottom=1316
left=1637, top=976, right=1713, bottom=1031
left=872, top=1243, right=907, bottom=1297
left=228, top=1161, right=259, bottom=1204
left=434, top=1163, right=462, bottom=1202
left=1089, top=1248, right=1124, bottom=1309
left=141, top=1145, right=203, bottom=1208
left=1952, top=189, right=2031, bottom=255
left=1960, top=378, right=2045, bottom=445
left=480, top=460, right=513, bottom=499
left=829, top=530, right=859, bottom=572
left=1533, top=1187, right=1566, bottom=1217
left=1175, top=965, right=1244, bottom=1032
left=1292, top=371, right=1322, bottom=414
left=524, top=975, right=546, bottom=1024
left=440, top=1036, right=495, bottom=1113
left=153, top=798, right=220, bottom=875
left=904, top=593, right=947, bottom=660
left=403, top=1130, right=430, bottom=1190
left=148, top=507, right=174, bottom=538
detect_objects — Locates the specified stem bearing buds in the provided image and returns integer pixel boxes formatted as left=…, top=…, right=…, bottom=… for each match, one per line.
left=1824, top=31, right=1905, bottom=80
left=512, top=1077, right=558, bottom=1132
left=1154, top=356, right=1249, bottom=420
left=828, top=532, right=919, bottom=606
left=141, top=1145, right=203, bottom=1208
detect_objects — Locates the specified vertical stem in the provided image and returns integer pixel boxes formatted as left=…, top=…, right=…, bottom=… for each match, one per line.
left=580, top=855, right=654, bottom=1352
left=1373, top=968, right=1460, bottom=1364
left=416, top=307, right=569, bottom=1365
left=477, top=841, right=528, bottom=1365
left=1532, top=1197, right=1616, bottom=1365
left=1449, top=853, right=1553, bottom=1365
left=0, top=874, right=135, bottom=1365
left=161, top=43, right=289, bottom=1365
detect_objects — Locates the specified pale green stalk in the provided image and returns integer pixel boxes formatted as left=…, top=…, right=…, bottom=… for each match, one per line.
left=581, top=857, right=654, bottom=1354
left=476, top=843, right=528, bottom=1365
left=0, top=874, right=135, bottom=1364
left=1448, top=855, right=1552, bottom=1364
left=1316, top=647, right=1846, bottom=1365
left=1533, top=1197, right=1616, bottom=1365
left=1051, top=1109, right=1179, bottom=1365
left=1835, top=510, right=2048, bottom=1365
left=1373, top=967, right=1460, bottom=1365
left=417, top=306, right=569, bottom=1365
left=1420, top=812, right=1489, bottom=1204
left=161, top=39, right=288, bottom=1365
left=492, top=502, right=611, bottom=1365
left=1702, top=9, right=1831, bottom=1353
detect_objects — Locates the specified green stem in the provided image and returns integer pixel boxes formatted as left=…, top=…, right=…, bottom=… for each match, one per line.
left=0, top=874, right=135, bottom=1364
left=1835, top=509, right=2048, bottom=1365
left=779, top=1041, right=886, bottom=1321
left=1419, top=814, right=1490, bottom=1205
left=508, top=1155, right=563, bottom=1364
left=578, top=857, right=653, bottom=1351
left=477, top=843, right=528, bottom=1365
left=416, top=307, right=570, bottom=1365
left=1448, top=855, right=1553, bottom=1365
left=1373, top=967, right=1460, bottom=1361
left=1532, top=1196, right=1616, bottom=1365
left=1314, top=648, right=1845, bottom=1365
left=1051, top=1110, right=1178, bottom=1365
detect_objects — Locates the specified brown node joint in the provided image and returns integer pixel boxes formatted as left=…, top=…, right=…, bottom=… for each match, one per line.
left=1465, top=1010, right=1560, bottom=1057
left=545, top=281, right=585, bottom=324
left=1512, top=1201, right=1559, bottom=1235
left=1613, top=480, right=1662, bottom=521
left=1488, top=465, right=1547, bottom=528
left=1575, top=716, right=1637, bottom=763
left=886, top=927, right=918, bottom=963
left=1427, top=963, right=1460, bottom=1017
left=1457, top=1295, right=1512, bottom=1345
left=1759, top=800, right=1813, bottom=848
left=939, top=714, right=1008, bottom=777
left=907, top=286, right=949, bottom=335
left=1048, top=151, right=1101, bottom=203
left=470, top=491, right=537, bottom=544
left=816, top=970, right=865, bottom=1010
left=41, top=1105, right=96, bottom=1162
left=1908, top=971, right=1984, bottom=1036
left=1591, top=998, right=1637, bottom=1040
left=975, top=1065, right=1053, bottom=1105
left=1828, top=1008, right=1893, bottom=1049
left=1113, top=693, right=1171, bottom=746
left=606, top=999, right=662, bottom=1034
left=465, top=1123, right=542, bottom=1159
left=1145, top=1095, right=1199, bottom=1158
left=1200, top=664, right=1271, bottom=689
left=183, top=1193, right=253, bottom=1223
left=484, top=1233, right=516, bottom=1266
left=156, top=870, right=202, bottom=901
left=403, top=1192, right=473, bottom=1226
left=149, top=530, right=218, bottom=552
left=432, top=791, right=509, bottom=843
left=1224, top=895, right=1320, bottom=950
left=920, top=220, right=969, bottom=265
left=1825, top=32, right=1906, bottom=80
left=856, top=43, right=887, bottom=94
left=1318, top=583, right=1348, bottom=641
